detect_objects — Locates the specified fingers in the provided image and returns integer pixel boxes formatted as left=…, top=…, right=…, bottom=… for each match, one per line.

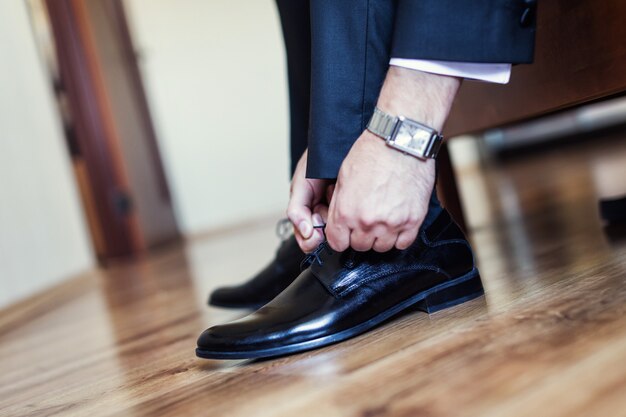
left=372, top=233, right=397, bottom=253
left=287, top=200, right=312, bottom=239
left=288, top=182, right=318, bottom=253
left=288, top=193, right=331, bottom=253
left=326, top=202, right=419, bottom=252
left=287, top=150, right=334, bottom=253
left=349, top=229, right=376, bottom=252
left=293, top=219, right=324, bottom=253
left=395, top=229, right=419, bottom=250
left=325, top=198, right=350, bottom=252
left=294, top=223, right=324, bottom=253
left=293, top=204, right=328, bottom=252
left=326, top=225, right=350, bottom=252
left=334, top=227, right=416, bottom=252
left=313, top=204, right=329, bottom=224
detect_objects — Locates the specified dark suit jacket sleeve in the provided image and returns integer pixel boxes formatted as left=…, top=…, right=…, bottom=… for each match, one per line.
left=391, top=0, right=537, bottom=64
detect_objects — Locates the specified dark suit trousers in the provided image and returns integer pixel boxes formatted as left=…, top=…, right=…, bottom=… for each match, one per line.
left=275, top=0, right=311, bottom=176
left=276, top=0, right=394, bottom=180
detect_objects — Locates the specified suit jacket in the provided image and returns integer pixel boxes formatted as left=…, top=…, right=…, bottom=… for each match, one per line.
left=280, top=0, right=537, bottom=178
left=392, top=0, right=536, bottom=63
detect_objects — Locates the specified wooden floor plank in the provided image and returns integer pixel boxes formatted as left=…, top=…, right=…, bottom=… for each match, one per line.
left=1, top=133, right=625, bottom=417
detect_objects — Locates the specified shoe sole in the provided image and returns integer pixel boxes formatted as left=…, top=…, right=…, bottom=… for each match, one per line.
left=196, top=268, right=483, bottom=360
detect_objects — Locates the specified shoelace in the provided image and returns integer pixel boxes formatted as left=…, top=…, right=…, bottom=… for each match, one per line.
left=275, top=218, right=326, bottom=241
left=300, top=224, right=360, bottom=270
left=277, top=219, right=360, bottom=270
left=300, top=225, right=330, bottom=269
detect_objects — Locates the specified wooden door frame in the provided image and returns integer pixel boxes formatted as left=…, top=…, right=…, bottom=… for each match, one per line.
left=107, top=0, right=172, bottom=203
left=44, top=0, right=145, bottom=260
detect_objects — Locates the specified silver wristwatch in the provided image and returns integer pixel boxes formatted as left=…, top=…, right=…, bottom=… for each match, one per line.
left=366, top=107, right=443, bottom=160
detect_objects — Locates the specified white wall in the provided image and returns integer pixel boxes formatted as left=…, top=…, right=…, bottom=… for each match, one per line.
left=0, top=1, right=94, bottom=308
left=124, top=0, right=291, bottom=235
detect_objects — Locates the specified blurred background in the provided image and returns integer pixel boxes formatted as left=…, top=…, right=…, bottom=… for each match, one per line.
left=1, top=0, right=292, bottom=308
left=0, top=0, right=625, bottom=310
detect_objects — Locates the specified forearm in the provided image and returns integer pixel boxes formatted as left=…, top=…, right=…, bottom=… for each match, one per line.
left=376, top=66, right=461, bottom=131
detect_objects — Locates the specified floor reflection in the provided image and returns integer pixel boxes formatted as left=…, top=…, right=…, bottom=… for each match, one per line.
left=451, top=132, right=626, bottom=313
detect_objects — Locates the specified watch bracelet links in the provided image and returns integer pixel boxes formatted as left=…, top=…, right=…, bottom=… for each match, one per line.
left=367, top=107, right=398, bottom=141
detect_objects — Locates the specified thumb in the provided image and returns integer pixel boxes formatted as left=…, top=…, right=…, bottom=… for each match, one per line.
left=287, top=184, right=314, bottom=239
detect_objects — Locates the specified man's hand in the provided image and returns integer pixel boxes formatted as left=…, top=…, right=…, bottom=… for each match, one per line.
left=287, top=150, right=331, bottom=252
left=326, top=67, right=461, bottom=252
left=326, top=131, right=435, bottom=252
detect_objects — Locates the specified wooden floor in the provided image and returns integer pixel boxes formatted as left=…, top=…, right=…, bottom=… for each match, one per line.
left=1, top=133, right=626, bottom=417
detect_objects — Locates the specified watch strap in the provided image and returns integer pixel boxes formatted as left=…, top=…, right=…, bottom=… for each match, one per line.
left=366, top=107, right=399, bottom=141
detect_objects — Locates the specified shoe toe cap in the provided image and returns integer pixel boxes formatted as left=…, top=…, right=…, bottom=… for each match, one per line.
left=197, top=311, right=265, bottom=345
left=196, top=321, right=270, bottom=357
left=196, top=326, right=226, bottom=350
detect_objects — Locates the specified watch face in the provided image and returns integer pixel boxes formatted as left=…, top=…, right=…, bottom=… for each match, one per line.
left=390, top=120, right=433, bottom=156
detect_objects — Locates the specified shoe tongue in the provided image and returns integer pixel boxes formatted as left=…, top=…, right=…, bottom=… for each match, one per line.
left=309, top=247, right=345, bottom=291
left=310, top=246, right=392, bottom=292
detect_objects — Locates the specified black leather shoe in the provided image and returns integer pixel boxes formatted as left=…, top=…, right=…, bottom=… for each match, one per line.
left=208, top=235, right=305, bottom=309
left=197, top=209, right=483, bottom=359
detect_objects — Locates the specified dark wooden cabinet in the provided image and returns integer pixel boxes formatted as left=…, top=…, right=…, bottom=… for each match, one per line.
left=445, top=0, right=626, bottom=136
left=438, top=0, right=626, bottom=227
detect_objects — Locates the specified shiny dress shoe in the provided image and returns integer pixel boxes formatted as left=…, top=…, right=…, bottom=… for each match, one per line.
left=197, top=208, right=483, bottom=359
left=208, top=235, right=304, bottom=309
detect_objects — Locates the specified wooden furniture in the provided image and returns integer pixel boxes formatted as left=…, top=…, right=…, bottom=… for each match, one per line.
left=438, top=0, right=626, bottom=228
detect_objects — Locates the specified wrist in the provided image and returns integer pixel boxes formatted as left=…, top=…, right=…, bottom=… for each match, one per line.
left=376, top=66, right=460, bottom=131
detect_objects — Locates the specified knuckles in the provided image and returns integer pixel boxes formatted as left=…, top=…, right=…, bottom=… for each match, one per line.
left=328, top=199, right=427, bottom=252
left=350, top=238, right=372, bottom=252
left=353, top=212, right=420, bottom=231
left=325, top=227, right=348, bottom=252
left=357, top=215, right=378, bottom=229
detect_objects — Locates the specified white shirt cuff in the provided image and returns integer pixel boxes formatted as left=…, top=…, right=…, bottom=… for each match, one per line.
left=389, top=58, right=512, bottom=84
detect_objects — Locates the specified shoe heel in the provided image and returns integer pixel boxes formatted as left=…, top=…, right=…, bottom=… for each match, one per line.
left=416, top=271, right=484, bottom=314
